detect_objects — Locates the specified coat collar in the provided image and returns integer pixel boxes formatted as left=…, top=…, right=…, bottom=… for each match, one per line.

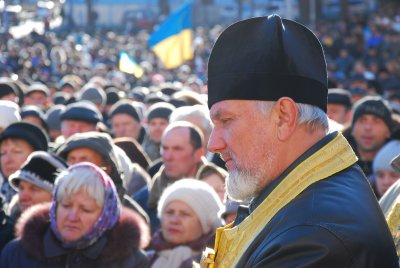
left=249, top=131, right=339, bottom=214
left=43, top=229, right=108, bottom=260
left=233, top=133, right=338, bottom=226
left=16, top=203, right=149, bottom=263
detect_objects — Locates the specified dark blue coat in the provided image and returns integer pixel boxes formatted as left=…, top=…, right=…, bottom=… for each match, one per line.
left=0, top=209, right=14, bottom=253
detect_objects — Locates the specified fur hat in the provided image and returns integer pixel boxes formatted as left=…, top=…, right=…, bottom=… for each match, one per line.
left=327, top=88, right=352, bottom=108
left=207, top=15, right=327, bottom=112
left=9, top=151, right=67, bottom=192
left=20, top=105, right=47, bottom=128
left=52, top=92, right=71, bottom=105
left=0, top=122, right=49, bottom=151
left=352, top=96, right=393, bottom=131
left=350, top=87, right=368, bottom=98
left=373, top=140, right=400, bottom=174
left=80, top=85, right=106, bottom=107
left=109, top=99, right=141, bottom=123
left=144, top=92, right=170, bottom=106
left=26, top=83, right=49, bottom=96
left=60, top=100, right=103, bottom=124
left=59, top=80, right=78, bottom=92
left=158, top=178, right=223, bottom=234
left=56, top=131, right=124, bottom=195
left=146, top=102, right=175, bottom=122
left=113, top=137, right=151, bottom=170
left=0, top=78, right=25, bottom=106
left=0, top=82, right=18, bottom=98
left=0, top=100, right=20, bottom=130
left=45, top=104, right=65, bottom=131
left=106, top=88, right=122, bottom=106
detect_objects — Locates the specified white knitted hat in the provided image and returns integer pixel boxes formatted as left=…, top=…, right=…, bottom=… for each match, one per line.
left=0, top=100, right=20, bottom=130
left=373, top=140, right=400, bottom=173
left=158, top=178, right=223, bottom=234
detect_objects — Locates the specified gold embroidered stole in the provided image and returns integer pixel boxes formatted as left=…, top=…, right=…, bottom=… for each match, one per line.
left=386, top=202, right=400, bottom=256
left=201, top=133, right=357, bottom=268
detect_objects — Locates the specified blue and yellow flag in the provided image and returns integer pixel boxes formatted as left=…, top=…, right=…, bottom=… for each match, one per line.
left=119, top=51, right=144, bottom=78
left=148, top=2, right=193, bottom=69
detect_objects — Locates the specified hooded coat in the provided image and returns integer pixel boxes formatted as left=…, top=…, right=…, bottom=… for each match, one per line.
left=0, top=203, right=149, bottom=268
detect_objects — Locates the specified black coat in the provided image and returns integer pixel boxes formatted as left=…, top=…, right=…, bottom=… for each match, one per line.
left=234, top=134, right=398, bottom=268
left=0, top=203, right=150, bottom=268
left=0, top=210, right=14, bottom=253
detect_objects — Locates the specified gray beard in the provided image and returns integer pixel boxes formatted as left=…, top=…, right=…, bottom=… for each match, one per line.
left=226, top=169, right=261, bottom=201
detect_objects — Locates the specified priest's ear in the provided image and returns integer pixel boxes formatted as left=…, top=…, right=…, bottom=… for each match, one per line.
left=274, top=97, right=298, bottom=141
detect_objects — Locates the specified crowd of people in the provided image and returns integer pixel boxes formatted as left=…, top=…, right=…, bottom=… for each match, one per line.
left=0, top=3, right=399, bottom=267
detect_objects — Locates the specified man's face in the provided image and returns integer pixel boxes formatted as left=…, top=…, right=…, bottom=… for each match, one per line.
left=111, top=114, right=141, bottom=140
left=208, top=100, right=277, bottom=200
left=327, top=104, right=351, bottom=125
left=18, top=180, right=52, bottom=211
left=22, top=116, right=46, bottom=130
left=24, top=91, right=48, bottom=108
left=66, top=147, right=104, bottom=168
left=61, top=120, right=97, bottom=139
left=161, top=127, right=202, bottom=180
left=148, top=118, right=169, bottom=143
left=0, top=93, right=18, bottom=103
left=351, top=114, right=391, bottom=155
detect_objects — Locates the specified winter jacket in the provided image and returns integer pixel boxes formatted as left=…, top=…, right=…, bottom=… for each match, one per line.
left=0, top=203, right=150, bottom=268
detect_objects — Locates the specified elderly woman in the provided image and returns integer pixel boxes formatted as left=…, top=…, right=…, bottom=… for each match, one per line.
left=148, top=178, right=222, bottom=268
left=0, top=162, right=150, bottom=267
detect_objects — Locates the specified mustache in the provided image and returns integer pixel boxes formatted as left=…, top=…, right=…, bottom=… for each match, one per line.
left=219, top=151, right=234, bottom=163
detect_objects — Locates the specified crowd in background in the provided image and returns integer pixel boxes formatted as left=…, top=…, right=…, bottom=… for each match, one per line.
left=0, top=4, right=399, bottom=267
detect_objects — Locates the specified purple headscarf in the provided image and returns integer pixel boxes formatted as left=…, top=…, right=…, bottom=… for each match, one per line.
left=50, top=162, right=121, bottom=249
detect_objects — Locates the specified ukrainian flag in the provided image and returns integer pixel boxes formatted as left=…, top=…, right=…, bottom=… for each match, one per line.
left=119, top=51, right=144, bottom=78
left=148, top=2, right=193, bottom=69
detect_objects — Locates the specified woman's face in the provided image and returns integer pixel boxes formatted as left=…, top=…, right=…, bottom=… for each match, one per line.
left=56, top=189, right=102, bottom=242
left=0, top=138, right=34, bottom=178
left=376, top=170, right=400, bottom=197
left=161, top=200, right=203, bottom=244
left=201, top=173, right=226, bottom=202
left=18, top=180, right=52, bottom=211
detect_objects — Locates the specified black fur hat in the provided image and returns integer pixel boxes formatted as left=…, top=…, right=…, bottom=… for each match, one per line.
left=60, top=100, right=102, bottom=124
left=109, top=99, right=141, bottom=123
left=9, top=151, right=67, bottom=192
left=0, top=122, right=49, bottom=151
